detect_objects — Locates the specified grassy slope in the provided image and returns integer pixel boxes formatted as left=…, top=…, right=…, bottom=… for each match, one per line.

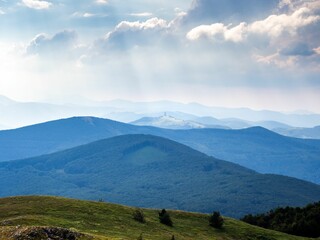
left=0, top=196, right=312, bottom=240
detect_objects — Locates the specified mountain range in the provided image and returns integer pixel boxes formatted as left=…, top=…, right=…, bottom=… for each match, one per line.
left=1, top=95, right=320, bottom=129
left=1, top=134, right=320, bottom=218
left=0, top=117, right=319, bottom=184
left=131, top=114, right=320, bottom=139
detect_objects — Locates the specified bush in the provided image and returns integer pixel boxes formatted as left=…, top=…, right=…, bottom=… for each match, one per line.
left=159, top=209, right=173, bottom=227
left=209, top=211, right=224, bottom=229
left=133, top=208, right=146, bottom=223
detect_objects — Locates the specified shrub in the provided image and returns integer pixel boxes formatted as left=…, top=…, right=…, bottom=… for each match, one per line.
left=133, top=208, right=146, bottom=223
left=209, top=211, right=224, bottom=229
left=159, top=209, right=173, bottom=227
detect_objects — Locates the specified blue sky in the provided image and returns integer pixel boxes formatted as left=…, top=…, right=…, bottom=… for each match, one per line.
left=0, top=0, right=319, bottom=112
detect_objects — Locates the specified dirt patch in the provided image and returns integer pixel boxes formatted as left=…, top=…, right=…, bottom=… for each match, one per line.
left=9, top=226, right=91, bottom=240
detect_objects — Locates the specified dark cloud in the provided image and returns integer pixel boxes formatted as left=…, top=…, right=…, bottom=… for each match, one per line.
left=180, top=0, right=279, bottom=26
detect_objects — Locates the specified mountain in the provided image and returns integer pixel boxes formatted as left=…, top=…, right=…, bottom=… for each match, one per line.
left=1, top=134, right=320, bottom=218
left=0, top=117, right=320, bottom=184
left=132, top=114, right=295, bottom=131
left=0, top=196, right=310, bottom=240
left=131, top=114, right=225, bottom=129
left=2, top=96, right=320, bottom=128
left=274, top=126, right=320, bottom=139
left=102, top=100, right=320, bottom=128
left=0, top=95, right=116, bottom=129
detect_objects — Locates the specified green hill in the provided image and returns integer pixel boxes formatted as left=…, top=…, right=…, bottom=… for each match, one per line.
left=0, top=117, right=320, bottom=184
left=1, top=134, right=320, bottom=218
left=0, top=196, right=313, bottom=240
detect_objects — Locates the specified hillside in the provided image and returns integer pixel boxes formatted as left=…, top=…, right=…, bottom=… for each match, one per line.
left=1, top=134, right=320, bottom=218
left=0, top=196, right=313, bottom=240
left=0, top=117, right=319, bottom=184
left=274, top=126, right=320, bottom=139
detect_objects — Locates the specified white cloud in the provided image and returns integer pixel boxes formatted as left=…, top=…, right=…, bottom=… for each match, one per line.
left=130, top=12, right=153, bottom=17
left=21, top=0, right=52, bottom=10
left=314, top=47, right=320, bottom=55
left=186, top=22, right=247, bottom=42
left=187, top=7, right=320, bottom=42
left=0, top=9, right=5, bottom=15
left=26, top=30, right=77, bottom=56
left=112, top=18, right=168, bottom=32
left=95, top=0, right=108, bottom=5
left=250, top=7, right=320, bottom=38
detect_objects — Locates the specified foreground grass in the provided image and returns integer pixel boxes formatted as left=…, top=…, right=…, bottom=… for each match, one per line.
left=0, top=196, right=313, bottom=240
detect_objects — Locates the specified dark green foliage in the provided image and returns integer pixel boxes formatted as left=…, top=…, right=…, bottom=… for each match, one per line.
left=209, top=211, right=224, bottom=229
left=137, top=233, right=143, bottom=240
left=171, top=235, right=175, bottom=240
left=0, top=134, right=320, bottom=218
left=133, top=209, right=146, bottom=223
left=159, top=209, right=173, bottom=227
left=241, top=201, right=320, bottom=238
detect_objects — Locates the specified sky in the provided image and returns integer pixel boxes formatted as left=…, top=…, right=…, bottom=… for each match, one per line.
left=0, top=0, right=319, bottom=112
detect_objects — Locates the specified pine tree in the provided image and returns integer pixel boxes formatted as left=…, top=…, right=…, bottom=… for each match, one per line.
left=159, top=209, right=173, bottom=227
left=209, top=211, right=224, bottom=228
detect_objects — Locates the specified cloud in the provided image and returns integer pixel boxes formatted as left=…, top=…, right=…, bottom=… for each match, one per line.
left=26, top=30, right=77, bottom=56
left=96, top=18, right=171, bottom=50
left=250, top=7, right=320, bottom=38
left=21, top=0, right=52, bottom=10
left=314, top=47, right=320, bottom=55
left=187, top=23, right=247, bottom=42
left=130, top=12, right=153, bottom=17
left=95, top=0, right=108, bottom=5
left=181, top=0, right=279, bottom=26
left=72, top=12, right=99, bottom=18
left=187, top=7, right=320, bottom=42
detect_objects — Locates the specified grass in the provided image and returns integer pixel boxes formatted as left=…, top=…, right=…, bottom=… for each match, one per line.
left=0, top=196, right=314, bottom=240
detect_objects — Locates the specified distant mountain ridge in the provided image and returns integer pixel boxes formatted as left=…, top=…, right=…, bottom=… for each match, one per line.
left=275, top=126, right=320, bottom=139
left=0, top=117, right=320, bottom=184
left=1, top=95, right=320, bottom=128
left=1, top=134, right=320, bottom=218
left=131, top=114, right=227, bottom=129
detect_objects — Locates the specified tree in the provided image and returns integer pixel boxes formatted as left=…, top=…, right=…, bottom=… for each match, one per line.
left=159, top=209, right=173, bottom=227
left=209, top=211, right=224, bottom=229
left=133, top=208, right=146, bottom=223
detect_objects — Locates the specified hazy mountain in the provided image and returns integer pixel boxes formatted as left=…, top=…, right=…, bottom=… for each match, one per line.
left=102, top=100, right=320, bottom=128
left=132, top=115, right=292, bottom=130
left=1, top=134, right=320, bottom=218
left=0, top=117, right=319, bottom=184
left=0, top=95, right=115, bottom=129
left=131, top=115, right=226, bottom=129
left=274, top=126, right=320, bottom=139
left=2, top=96, right=319, bottom=128
left=253, top=121, right=293, bottom=130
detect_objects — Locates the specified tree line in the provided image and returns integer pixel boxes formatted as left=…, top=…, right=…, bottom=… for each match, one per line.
left=241, top=201, right=320, bottom=238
